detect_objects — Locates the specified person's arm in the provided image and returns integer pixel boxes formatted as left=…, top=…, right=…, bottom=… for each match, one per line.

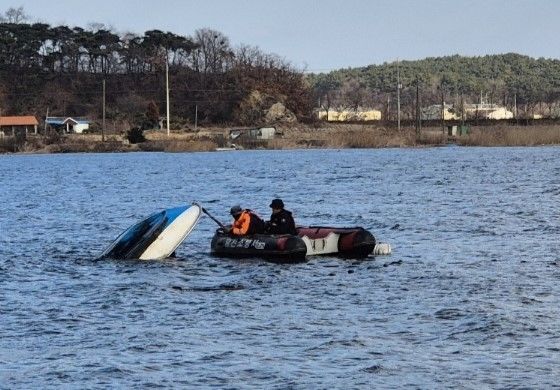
left=232, top=213, right=250, bottom=235
left=288, top=213, right=297, bottom=234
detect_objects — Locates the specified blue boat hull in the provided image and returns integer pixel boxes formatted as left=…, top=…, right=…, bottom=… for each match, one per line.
left=99, top=205, right=197, bottom=260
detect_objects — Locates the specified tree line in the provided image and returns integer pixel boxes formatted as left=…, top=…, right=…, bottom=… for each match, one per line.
left=0, top=7, right=313, bottom=128
left=2, top=6, right=560, bottom=128
left=309, top=53, right=560, bottom=120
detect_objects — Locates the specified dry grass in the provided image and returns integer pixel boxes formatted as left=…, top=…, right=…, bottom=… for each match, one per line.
left=415, top=129, right=448, bottom=146
left=137, top=139, right=217, bottom=152
left=269, top=124, right=420, bottom=149
left=329, top=128, right=420, bottom=148
left=457, top=125, right=560, bottom=146
left=64, top=134, right=123, bottom=143
left=144, top=128, right=225, bottom=141
left=3, top=123, right=560, bottom=154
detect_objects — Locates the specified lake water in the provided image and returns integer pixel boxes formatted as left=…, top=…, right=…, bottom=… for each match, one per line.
left=1, top=147, right=559, bottom=388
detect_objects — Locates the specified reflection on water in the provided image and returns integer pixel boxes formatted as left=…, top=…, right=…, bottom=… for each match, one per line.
left=1, top=147, right=559, bottom=388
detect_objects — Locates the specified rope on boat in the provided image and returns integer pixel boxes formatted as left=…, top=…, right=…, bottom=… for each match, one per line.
left=373, top=243, right=392, bottom=255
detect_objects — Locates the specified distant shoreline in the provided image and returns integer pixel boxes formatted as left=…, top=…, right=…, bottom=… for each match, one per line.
left=1, top=123, right=560, bottom=155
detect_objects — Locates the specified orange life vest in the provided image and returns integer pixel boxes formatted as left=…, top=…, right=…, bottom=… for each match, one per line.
left=232, top=210, right=265, bottom=235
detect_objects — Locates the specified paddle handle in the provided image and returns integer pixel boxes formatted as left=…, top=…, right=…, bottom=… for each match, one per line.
left=200, top=206, right=227, bottom=229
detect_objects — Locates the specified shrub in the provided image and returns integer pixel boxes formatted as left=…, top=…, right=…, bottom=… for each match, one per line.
left=43, top=129, right=61, bottom=145
left=0, top=136, right=17, bottom=152
left=126, top=127, right=146, bottom=144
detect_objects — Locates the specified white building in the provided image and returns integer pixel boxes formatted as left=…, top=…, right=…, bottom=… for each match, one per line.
left=46, top=117, right=90, bottom=133
left=464, top=104, right=513, bottom=120
left=318, top=108, right=382, bottom=121
left=421, top=104, right=459, bottom=121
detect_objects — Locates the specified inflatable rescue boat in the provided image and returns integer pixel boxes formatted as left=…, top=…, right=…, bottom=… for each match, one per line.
left=297, top=226, right=377, bottom=258
left=210, top=230, right=308, bottom=263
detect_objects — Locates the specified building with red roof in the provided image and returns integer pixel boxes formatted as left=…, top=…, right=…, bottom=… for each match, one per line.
left=0, top=116, right=39, bottom=136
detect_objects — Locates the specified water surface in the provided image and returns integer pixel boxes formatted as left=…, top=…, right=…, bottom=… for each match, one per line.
left=1, top=147, right=559, bottom=388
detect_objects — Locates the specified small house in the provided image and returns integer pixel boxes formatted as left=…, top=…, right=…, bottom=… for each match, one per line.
left=229, top=127, right=277, bottom=141
left=46, top=117, right=90, bottom=133
left=0, top=116, right=39, bottom=135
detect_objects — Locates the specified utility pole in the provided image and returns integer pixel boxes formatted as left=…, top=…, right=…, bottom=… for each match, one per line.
left=514, top=93, right=518, bottom=125
left=385, top=94, right=390, bottom=122
left=194, top=104, right=198, bottom=131
left=461, top=93, right=465, bottom=126
left=397, top=58, right=401, bottom=131
left=166, top=61, right=170, bottom=136
left=415, top=83, right=420, bottom=136
left=441, top=90, right=445, bottom=135
left=44, top=107, right=48, bottom=134
left=102, top=79, right=106, bottom=142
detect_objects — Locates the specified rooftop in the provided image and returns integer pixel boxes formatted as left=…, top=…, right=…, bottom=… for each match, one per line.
left=0, top=116, right=39, bottom=126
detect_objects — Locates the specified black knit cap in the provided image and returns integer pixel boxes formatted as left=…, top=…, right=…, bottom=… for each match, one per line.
left=230, top=205, right=242, bottom=216
left=269, top=199, right=284, bottom=209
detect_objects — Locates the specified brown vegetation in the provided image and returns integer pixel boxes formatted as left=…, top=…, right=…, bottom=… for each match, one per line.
left=0, top=22, right=313, bottom=128
left=269, top=124, right=420, bottom=149
left=1, top=123, right=560, bottom=154
left=455, top=125, right=560, bottom=146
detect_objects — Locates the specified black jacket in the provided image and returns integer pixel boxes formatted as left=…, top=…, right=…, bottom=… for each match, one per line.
left=267, top=209, right=297, bottom=235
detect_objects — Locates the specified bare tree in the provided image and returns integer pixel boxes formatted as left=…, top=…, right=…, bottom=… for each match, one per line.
left=190, top=28, right=232, bottom=75
left=2, top=6, right=28, bottom=23
left=340, top=80, right=367, bottom=111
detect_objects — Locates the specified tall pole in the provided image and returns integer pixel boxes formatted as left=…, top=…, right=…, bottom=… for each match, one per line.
left=195, top=104, right=198, bottom=131
left=166, top=61, right=170, bottom=136
left=514, top=93, right=518, bottom=125
left=461, top=93, right=465, bottom=125
left=386, top=94, right=390, bottom=122
left=415, top=83, right=420, bottom=136
left=44, top=107, right=49, bottom=134
left=441, top=90, right=445, bottom=135
left=102, top=79, right=105, bottom=142
left=397, top=58, right=401, bottom=131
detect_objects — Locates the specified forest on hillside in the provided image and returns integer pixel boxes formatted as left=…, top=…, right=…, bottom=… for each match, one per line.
left=0, top=7, right=312, bottom=129
left=2, top=6, right=560, bottom=128
left=309, top=54, right=560, bottom=120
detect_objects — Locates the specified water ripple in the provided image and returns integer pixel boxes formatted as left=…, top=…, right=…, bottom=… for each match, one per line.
left=1, top=147, right=559, bottom=388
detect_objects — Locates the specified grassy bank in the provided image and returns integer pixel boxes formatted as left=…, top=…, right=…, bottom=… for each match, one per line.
left=1, top=124, right=559, bottom=154
left=455, top=125, right=560, bottom=146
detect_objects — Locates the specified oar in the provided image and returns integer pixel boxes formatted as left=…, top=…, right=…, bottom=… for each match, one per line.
left=200, top=206, right=227, bottom=229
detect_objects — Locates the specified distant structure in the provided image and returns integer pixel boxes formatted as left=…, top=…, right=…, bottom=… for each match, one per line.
left=318, top=107, right=382, bottom=121
left=46, top=117, right=90, bottom=133
left=222, top=126, right=278, bottom=149
left=421, top=102, right=514, bottom=121
left=228, top=127, right=278, bottom=141
left=421, top=104, right=459, bottom=121
left=0, top=116, right=39, bottom=135
left=464, top=103, right=513, bottom=120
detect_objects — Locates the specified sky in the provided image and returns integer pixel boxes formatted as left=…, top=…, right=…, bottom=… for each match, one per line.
left=1, top=0, right=559, bottom=72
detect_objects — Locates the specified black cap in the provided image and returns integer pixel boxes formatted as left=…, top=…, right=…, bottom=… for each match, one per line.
left=230, top=205, right=242, bottom=216
left=269, top=198, right=284, bottom=209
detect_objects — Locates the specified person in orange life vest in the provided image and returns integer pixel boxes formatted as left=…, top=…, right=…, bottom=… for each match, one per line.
left=224, top=205, right=265, bottom=235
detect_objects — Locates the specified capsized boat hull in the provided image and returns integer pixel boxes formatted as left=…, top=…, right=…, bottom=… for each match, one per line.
left=297, top=226, right=376, bottom=258
left=210, top=231, right=307, bottom=263
left=99, top=204, right=202, bottom=260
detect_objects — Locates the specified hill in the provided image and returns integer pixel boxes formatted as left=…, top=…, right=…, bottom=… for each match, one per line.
left=0, top=21, right=313, bottom=130
left=308, top=54, right=560, bottom=117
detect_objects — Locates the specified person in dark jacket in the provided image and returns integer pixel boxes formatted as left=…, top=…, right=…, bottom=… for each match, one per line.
left=266, top=199, right=297, bottom=235
left=225, top=205, right=266, bottom=236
